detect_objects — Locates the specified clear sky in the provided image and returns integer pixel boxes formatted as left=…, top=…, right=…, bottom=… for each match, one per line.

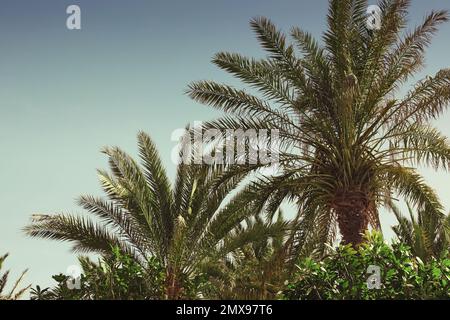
left=1, top=0, right=450, bottom=291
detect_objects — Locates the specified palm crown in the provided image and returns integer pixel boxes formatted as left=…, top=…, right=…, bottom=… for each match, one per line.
left=24, top=131, right=287, bottom=299
left=187, top=0, right=450, bottom=246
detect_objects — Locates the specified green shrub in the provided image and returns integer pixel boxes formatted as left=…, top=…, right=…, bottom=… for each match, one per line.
left=283, top=233, right=450, bottom=300
left=31, top=246, right=210, bottom=300
left=32, top=247, right=166, bottom=300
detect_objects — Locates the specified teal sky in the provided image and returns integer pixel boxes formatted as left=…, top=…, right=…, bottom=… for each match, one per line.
left=1, top=0, right=450, bottom=291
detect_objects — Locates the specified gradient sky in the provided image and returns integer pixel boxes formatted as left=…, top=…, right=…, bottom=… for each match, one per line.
left=1, top=0, right=450, bottom=292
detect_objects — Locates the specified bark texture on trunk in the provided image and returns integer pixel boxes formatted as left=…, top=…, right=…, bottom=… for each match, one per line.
left=333, top=190, right=369, bottom=245
left=166, top=269, right=182, bottom=300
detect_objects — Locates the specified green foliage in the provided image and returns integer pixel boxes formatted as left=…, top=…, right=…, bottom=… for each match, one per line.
left=202, top=213, right=291, bottom=300
left=392, top=203, right=450, bottom=261
left=30, top=285, right=52, bottom=300
left=187, top=0, right=450, bottom=247
left=24, top=131, right=270, bottom=299
left=79, top=247, right=165, bottom=300
left=31, top=247, right=166, bottom=300
left=23, top=0, right=450, bottom=301
left=283, top=232, right=450, bottom=300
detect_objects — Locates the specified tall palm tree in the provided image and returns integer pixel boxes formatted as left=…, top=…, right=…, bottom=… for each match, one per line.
left=0, top=253, right=30, bottom=300
left=392, top=203, right=450, bottom=261
left=187, top=0, right=450, bottom=246
left=24, top=131, right=278, bottom=299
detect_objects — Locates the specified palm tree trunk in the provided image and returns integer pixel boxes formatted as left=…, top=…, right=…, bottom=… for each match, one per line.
left=333, top=190, right=369, bottom=245
left=166, top=268, right=182, bottom=300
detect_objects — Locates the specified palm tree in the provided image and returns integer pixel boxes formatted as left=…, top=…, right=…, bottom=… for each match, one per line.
left=0, top=253, right=30, bottom=300
left=24, top=131, right=275, bottom=299
left=392, top=203, right=450, bottom=261
left=30, top=285, right=52, bottom=300
left=203, top=212, right=291, bottom=300
left=187, top=0, right=450, bottom=247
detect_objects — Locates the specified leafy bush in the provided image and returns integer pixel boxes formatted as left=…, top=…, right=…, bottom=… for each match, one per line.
left=32, top=247, right=166, bottom=300
left=283, top=233, right=450, bottom=300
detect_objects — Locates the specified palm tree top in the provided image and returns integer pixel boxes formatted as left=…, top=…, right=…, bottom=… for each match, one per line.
left=187, top=0, right=450, bottom=246
left=24, top=131, right=289, bottom=298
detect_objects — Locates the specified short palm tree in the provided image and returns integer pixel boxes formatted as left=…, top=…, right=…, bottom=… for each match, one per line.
left=24, top=131, right=277, bottom=299
left=30, top=285, right=52, bottom=300
left=392, top=203, right=450, bottom=261
left=187, top=0, right=450, bottom=246
left=0, top=253, right=30, bottom=300
left=203, top=211, right=291, bottom=300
